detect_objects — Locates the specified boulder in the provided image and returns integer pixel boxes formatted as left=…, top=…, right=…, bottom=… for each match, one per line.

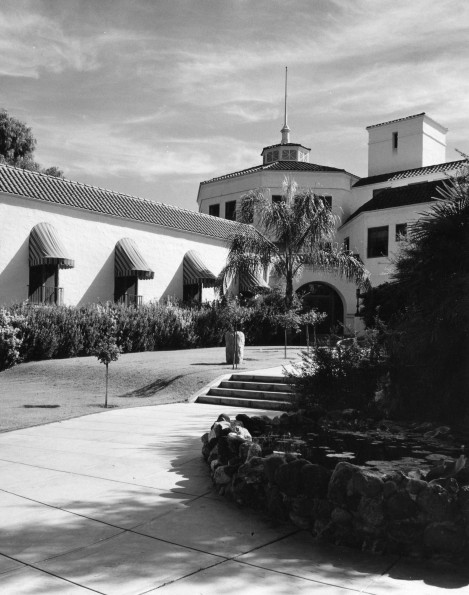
left=275, top=458, right=310, bottom=496
left=217, top=413, right=231, bottom=422
left=225, top=331, right=245, bottom=365
left=264, top=454, right=285, bottom=484
left=213, top=465, right=232, bottom=486
left=331, top=507, right=353, bottom=525
left=246, top=442, right=262, bottom=461
left=386, top=491, right=418, bottom=520
left=301, top=464, right=331, bottom=499
left=424, top=522, right=466, bottom=554
left=417, top=483, right=453, bottom=522
left=328, top=462, right=360, bottom=506
left=212, top=421, right=232, bottom=438
left=358, top=497, right=385, bottom=529
left=350, top=469, right=384, bottom=498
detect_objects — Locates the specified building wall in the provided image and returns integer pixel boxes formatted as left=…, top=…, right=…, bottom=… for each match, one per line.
left=197, top=170, right=358, bottom=223
left=367, top=115, right=446, bottom=176
left=339, top=203, right=434, bottom=287
left=0, top=193, right=228, bottom=306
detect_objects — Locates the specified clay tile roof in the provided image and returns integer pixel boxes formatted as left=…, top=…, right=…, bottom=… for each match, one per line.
left=366, top=113, right=426, bottom=129
left=352, top=160, right=465, bottom=188
left=201, top=160, right=347, bottom=185
left=0, top=163, right=250, bottom=241
left=343, top=179, right=448, bottom=225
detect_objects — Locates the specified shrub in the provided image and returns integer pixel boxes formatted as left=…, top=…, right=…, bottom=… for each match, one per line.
left=289, top=331, right=388, bottom=412
left=0, top=309, right=25, bottom=370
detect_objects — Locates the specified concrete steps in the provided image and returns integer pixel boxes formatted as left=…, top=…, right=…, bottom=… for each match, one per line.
left=196, top=372, right=296, bottom=410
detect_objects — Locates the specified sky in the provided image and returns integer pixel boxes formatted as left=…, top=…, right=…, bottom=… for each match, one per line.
left=1, top=0, right=468, bottom=211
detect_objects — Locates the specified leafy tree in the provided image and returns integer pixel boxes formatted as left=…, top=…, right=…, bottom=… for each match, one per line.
left=0, top=109, right=36, bottom=163
left=0, top=108, right=63, bottom=177
left=386, top=162, right=469, bottom=420
left=225, top=177, right=369, bottom=309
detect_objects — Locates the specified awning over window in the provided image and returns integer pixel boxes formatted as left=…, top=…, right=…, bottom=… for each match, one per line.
left=115, top=238, right=154, bottom=280
left=29, top=222, right=74, bottom=268
left=239, top=269, right=270, bottom=292
left=183, top=250, right=217, bottom=287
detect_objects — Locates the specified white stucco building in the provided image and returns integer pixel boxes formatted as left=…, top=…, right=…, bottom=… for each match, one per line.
left=0, top=111, right=464, bottom=334
left=197, top=112, right=464, bottom=332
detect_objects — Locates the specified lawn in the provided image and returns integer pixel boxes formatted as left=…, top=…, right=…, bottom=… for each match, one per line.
left=0, top=346, right=296, bottom=432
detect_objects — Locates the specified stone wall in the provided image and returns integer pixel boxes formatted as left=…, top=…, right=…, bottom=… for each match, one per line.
left=202, top=413, right=469, bottom=562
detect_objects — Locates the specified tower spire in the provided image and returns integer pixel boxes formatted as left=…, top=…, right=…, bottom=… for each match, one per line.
left=281, top=66, right=291, bottom=144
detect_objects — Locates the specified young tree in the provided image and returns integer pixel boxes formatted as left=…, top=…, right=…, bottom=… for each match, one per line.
left=225, top=177, right=369, bottom=309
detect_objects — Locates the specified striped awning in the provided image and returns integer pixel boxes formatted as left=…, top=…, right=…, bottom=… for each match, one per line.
left=239, top=268, right=270, bottom=292
left=29, top=222, right=74, bottom=268
left=115, top=238, right=154, bottom=280
left=183, top=250, right=217, bottom=287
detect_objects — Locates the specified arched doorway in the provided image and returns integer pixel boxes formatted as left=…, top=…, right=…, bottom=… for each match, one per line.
left=296, top=282, right=344, bottom=334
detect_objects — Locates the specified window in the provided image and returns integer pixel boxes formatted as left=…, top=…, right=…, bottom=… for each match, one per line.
left=343, top=237, right=350, bottom=252
left=272, top=150, right=279, bottom=161
left=272, top=194, right=283, bottom=204
left=114, top=276, right=141, bottom=307
left=225, top=200, right=237, bottom=221
left=395, top=223, right=407, bottom=241
left=266, top=152, right=273, bottom=163
left=209, top=204, right=220, bottom=217
left=281, top=149, right=297, bottom=160
left=29, top=265, right=62, bottom=305
left=367, top=226, right=389, bottom=258
left=392, top=131, right=398, bottom=150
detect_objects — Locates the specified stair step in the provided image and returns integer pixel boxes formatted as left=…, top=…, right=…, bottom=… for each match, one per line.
left=219, top=381, right=293, bottom=392
left=230, top=374, right=294, bottom=384
left=197, top=394, right=291, bottom=410
left=208, top=387, right=293, bottom=401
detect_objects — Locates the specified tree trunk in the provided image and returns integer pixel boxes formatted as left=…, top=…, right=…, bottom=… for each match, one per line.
left=105, top=363, right=108, bottom=408
left=285, top=272, right=294, bottom=309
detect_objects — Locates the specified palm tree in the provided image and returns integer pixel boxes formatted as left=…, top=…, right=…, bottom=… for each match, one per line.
left=385, top=160, right=469, bottom=420
left=225, top=178, right=369, bottom=309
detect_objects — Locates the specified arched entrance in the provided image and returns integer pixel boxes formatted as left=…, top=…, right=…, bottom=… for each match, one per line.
left=296, top=282, right=344, bottom=334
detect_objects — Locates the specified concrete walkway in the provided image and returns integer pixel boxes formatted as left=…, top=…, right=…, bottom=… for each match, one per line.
left=1, top=403, right=468, bottom=594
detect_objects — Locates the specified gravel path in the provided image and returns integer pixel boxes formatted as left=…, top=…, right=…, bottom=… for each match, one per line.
left=0, top=346, right=299, bottom=432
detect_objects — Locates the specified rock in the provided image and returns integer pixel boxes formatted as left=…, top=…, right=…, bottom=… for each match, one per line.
left=225, top=331, right=245, bottom=365
left=213, top=465, right=232, bottom=485
left=216, top=436, right=231, bottom=463
left=246, top=442, right=262, bottom=461
left=328, top=462, right=360, bottom=506
left=237, top=458, right=265, bottom=484
left=264, top=454, right=285, bottom=483
left=301, top=464, right=331, bottom=499
left=265, top=485, right=288, bottom=520
left=226, top=433, right=245, bottom=457
left=383, top=480, right=398, bottom=498
left=212, top=421, right=232, bottom=438
left=275, top=459, right=310, bottom=496
left=210, top=458, right=222, bottom=472
left=358, top=497, right=385, bottom=528
left=207, top=445, right=218, bottom=464
left=217, top=413, right=231, bottom=422
left=331, top=507, right=353, bottom=525
left=201, top=432, right=209, bottom=445
left=386, top=491, right=418, bottom=520
left=388, top=519, right=424, bottom=545
left=350, top=469, right=384, bottom=498
left=424, top=522, right=466, bottom=554
left=239, top=441, right=252, bottom=462
left=228, top=426, right=252, bottom=442
left=406, top=478, right=427, bottom=496
left=417, top=483, right=453, bottom=522
left=202, top=444, right=211, bottom=460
